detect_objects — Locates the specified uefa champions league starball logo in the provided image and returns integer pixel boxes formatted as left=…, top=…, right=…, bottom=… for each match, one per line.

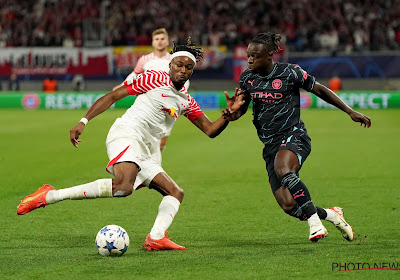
left=22, top=93, right=41, bottom=110
left=300, top=92, right=312, bottom=109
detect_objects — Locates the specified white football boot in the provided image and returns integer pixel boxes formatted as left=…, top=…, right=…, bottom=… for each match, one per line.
left=308, top=223, right=328, bottom=242
left=328, top=207, right=354, bottom=241
left=308, top=213, right=328, bottom=242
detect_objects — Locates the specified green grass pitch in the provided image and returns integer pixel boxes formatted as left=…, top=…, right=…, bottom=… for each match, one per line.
left=1, top=108, right=399, bottom=279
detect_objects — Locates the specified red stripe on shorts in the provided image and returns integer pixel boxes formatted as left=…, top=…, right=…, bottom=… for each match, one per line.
left=106, top=145, right=130, bottom=173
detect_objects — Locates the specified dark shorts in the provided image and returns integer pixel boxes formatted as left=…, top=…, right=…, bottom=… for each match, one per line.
left=262, top=125, right=311, bottom=193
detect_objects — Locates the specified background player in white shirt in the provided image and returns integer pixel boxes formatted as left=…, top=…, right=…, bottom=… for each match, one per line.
left=17, top=40, right=245, bottom=251
left=113, top=28, right=172, bottom=91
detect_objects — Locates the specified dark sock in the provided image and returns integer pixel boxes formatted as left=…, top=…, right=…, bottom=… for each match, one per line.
left=316, top=206, right=327, bottom=219
left=286, top=204, right=308, bottom=221
left=281, top=172, right=316, bottom=218
left=286, top=204, right=327, bottom=221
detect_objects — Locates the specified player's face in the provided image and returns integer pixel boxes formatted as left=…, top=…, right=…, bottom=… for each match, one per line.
left=247, top=43, right=271, bottom=73
left=152, top=34, right=169, bottom=51
left=169, top=56, right=195, bottom=84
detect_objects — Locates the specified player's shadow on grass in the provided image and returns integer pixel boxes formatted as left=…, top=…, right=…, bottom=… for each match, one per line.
left=189, top=236, right=356, bottom=250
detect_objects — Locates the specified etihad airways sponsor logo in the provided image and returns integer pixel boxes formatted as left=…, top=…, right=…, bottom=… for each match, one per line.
left=250, top=92, right=283, bottom=103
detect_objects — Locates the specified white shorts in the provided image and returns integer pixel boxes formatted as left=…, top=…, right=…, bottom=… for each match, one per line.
left=105, top=121, right=164, bottom=190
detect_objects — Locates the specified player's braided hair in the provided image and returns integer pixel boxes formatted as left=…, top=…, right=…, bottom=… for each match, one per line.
left=250, top=32, right=282, bottom=53
left=171, top=36, right=205, bottom=63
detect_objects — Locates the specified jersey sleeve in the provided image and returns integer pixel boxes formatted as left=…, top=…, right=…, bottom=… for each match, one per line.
left=124, top=70, right=165, bottom=95
left=238, top=70, right=252, bottom=108
left=183, top=95, right=205, bottom=122
left=133, top=56, right=145, bottom=74
left=291, top=64, right=316, bottom=92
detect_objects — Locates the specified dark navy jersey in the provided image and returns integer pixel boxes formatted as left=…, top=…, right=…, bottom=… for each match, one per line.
left=239, top=62, right=316, bottom=145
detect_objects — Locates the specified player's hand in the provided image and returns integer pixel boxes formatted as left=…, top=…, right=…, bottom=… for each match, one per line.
left=348, top=110, right=371, bottom=128
left=69, top=122, right=85, bottom=148
left=225, top=88, right=245, bottom=113
left=221, top=108, right=241, bottom=121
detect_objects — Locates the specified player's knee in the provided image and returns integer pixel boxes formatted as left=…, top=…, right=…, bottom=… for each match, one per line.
left=112, top=179, right=134, bottom=197
left=170, top=186, right=184, bottom=202
left=274, top=166, right=291, bottom=181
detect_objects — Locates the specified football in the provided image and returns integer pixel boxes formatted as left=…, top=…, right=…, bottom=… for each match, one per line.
left=95, top=225, right=130, bottom=257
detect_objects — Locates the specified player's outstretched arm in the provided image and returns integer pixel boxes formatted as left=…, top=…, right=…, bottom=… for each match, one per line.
left=192, top=93, right=245, bottom=138
left=69, top=86, right=129, bottom=148
left=311, top=82, right=371, bottom=128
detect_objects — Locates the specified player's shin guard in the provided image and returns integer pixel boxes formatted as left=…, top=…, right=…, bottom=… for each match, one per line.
left=150, top=195, right=180, bottom=240
left=45, top=178, right=113, bottom=204
left=280, top=172, right=316, bottom=219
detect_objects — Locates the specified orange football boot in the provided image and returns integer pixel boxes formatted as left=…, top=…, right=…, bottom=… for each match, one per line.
left=144, top=231, right=186, bottom=251
left=17, top=184, right=55, bottom=215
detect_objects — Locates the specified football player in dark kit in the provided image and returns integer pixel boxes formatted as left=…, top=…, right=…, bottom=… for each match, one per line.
left=226, top=33, right=371, bottom=242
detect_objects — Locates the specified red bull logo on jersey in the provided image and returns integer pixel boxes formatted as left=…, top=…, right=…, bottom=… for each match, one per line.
left=161, top=107, right=178, bottom=119
left=250, top=92, right=283, bottom=103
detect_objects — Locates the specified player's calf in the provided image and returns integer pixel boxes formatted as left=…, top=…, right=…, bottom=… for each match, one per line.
left=112, top=179, right=135, bottom=197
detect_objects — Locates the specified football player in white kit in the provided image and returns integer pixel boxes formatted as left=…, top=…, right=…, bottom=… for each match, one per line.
left=17, top=41, right=245, bottom=251
left=113, top=28, right=186, bottom=164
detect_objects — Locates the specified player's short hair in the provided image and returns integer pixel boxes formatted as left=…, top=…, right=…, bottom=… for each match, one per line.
left=152, top=28, right=168, bottom=38
left=171, top=36, right=204, bottom=63
left=250, top=32, right=282, bottom=53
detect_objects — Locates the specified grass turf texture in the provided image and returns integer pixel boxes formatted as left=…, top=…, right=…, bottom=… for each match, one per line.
left=1, top=108, right=399, bottom=279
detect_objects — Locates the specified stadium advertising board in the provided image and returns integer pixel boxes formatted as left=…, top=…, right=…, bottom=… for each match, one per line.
left=0, top=91, right=399, bottom=110
left=314, top=92, right=391, bottom=109
left=0, top=48, right=113, bottom=76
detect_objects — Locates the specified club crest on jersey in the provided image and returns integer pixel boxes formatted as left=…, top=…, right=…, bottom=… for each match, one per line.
left=161, top=107, right=178, bottom=119
left=272, top=79, right=282, bottom=90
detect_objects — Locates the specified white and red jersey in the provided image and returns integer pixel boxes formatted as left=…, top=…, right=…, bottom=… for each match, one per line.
left=134, top=52, right=171, bottom=74
left=119, top=70, right=204, bottom=143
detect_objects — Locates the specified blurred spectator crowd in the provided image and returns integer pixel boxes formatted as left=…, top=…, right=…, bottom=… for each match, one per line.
left=1, top=0, right=400, bottom=52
